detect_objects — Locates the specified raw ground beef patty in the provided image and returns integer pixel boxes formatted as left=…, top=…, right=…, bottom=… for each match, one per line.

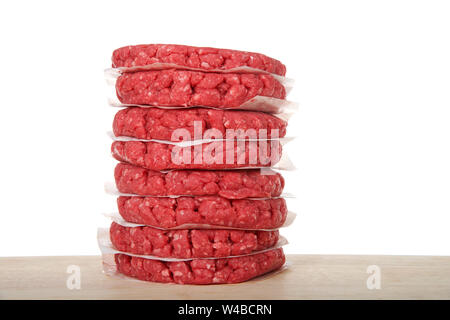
left=113, top=107, right=287, bottom=141
left=110, top=222, right=279, bottom=259
left=115, top=70, right=286, bottom=108
left=114, top=248, right=285, bottom=284
left=117, top=196, right=288, bottom=229
left=112, top=44, right=286, bottom=76
left=114, top=163, right=284, bottom=199
left=111, top=140, right=282, bottom=170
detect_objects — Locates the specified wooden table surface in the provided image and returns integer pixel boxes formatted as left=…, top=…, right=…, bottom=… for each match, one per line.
left=1, top=254, right=449, bottom=300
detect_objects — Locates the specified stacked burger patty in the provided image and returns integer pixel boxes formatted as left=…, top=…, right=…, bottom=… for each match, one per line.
left=104, top=44, right=291, bottom=284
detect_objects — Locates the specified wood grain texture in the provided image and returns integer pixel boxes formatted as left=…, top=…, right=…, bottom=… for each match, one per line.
left=1, top=255, right=449, bottom=300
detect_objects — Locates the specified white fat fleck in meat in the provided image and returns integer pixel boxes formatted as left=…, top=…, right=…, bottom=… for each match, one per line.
left=173, top=271, right=183, bottom=277
left=176, top=73, right=189, bottom=82
left=182, top=85, right=191, bottom=93
left=161, top=269, right=170, bottom=277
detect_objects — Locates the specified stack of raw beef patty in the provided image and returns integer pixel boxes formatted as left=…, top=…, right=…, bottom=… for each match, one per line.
left=108, top=44, right=289, bottom=284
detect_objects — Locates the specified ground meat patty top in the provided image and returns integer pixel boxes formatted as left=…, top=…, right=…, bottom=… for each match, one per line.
left=117, top=196, right=288, bottom=229
left=114, top=163, right=284, bottom=199
left=113, top=107, right=287, bottom=141
left=112, top=44, right=286, bottom=76
left=115, top=70, right=286, bottom=108
left=114, top=248, right=285, bottom=284
left=110, top=222, right=279, bottom=259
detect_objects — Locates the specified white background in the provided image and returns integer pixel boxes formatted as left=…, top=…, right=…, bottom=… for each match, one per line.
left=0, top=0, right=449, bottom=256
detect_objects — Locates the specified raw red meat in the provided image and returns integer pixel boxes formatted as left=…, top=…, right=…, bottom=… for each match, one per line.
left=117, top=195, right=287, bottom=229
left=111, top=140, right=282, bottom=170
left=110, top=222, right=279, bottom=259
left=113, top=107, right=287, bottom=141
left=115, top=70, right=286, bottom=108
left=114, top=163, right=284, bottom=199
left=114, top=248, right=285, bottom=284
left=112, top=44, right=286, bottom=76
